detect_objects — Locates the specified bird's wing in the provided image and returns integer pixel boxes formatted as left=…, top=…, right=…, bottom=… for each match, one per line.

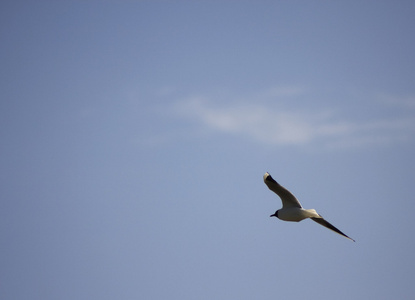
left=311, top=216, right=355, bottom=242
left=263, top=172, right=302, bottom=208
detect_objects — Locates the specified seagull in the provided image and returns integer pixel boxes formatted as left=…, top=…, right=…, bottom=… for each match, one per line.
left=264, top=172, right=355, bottom=242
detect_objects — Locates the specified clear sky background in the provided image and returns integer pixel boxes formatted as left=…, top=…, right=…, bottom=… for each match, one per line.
left=1, top=1, right=415, bottom=299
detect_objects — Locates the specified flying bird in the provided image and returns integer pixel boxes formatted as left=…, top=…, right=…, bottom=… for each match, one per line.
left=264, top=172, right=355, bottom=242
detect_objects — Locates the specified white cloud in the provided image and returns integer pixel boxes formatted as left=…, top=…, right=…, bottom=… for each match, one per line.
left=174, top=94, right=415, bottom=149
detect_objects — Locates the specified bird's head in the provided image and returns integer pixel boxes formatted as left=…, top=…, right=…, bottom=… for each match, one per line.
left=270, top=210, right=279, bottom=218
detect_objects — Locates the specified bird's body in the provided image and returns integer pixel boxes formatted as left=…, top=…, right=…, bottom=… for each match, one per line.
left=264, top=172, right=355, bottom=242
left=275, top=207, right=319, bottom=222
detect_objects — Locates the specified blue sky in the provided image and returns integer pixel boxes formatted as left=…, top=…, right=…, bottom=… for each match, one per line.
left=1, top=1, right=415, bottom=299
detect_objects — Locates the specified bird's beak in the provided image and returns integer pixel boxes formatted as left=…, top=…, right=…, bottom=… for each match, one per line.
left=270, top=213, right=276, bottom=217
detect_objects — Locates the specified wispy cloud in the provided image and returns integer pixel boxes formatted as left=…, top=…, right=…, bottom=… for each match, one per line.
left=173, top=90, right=415, bottom=149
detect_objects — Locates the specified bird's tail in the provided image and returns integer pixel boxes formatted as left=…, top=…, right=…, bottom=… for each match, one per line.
left=304, top=209, right=320, bottom=218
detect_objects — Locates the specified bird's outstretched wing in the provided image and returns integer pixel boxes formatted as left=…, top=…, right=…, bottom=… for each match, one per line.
left=263, top=172, right=302, bottom=208
left=311, top=216, right=355, bottom=242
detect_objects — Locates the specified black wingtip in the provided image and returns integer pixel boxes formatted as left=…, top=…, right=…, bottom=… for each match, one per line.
left=264, top=172, right=277, bottom=184
left=311, top=217, right=355, bottom=242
